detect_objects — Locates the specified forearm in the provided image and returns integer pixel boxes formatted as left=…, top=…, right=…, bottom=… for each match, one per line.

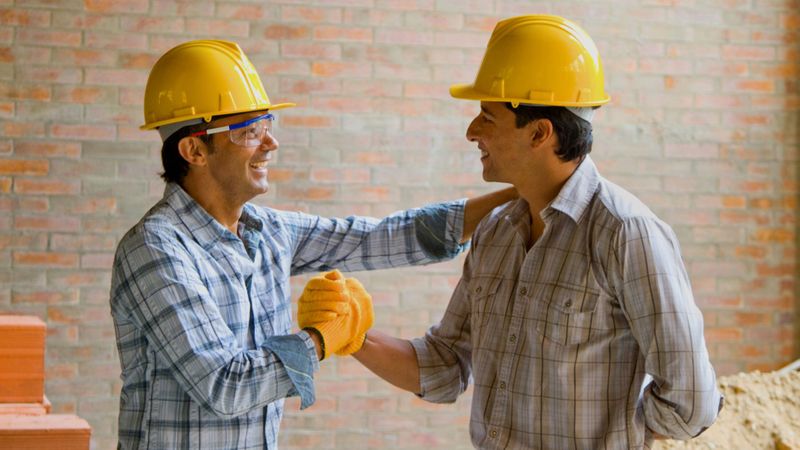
left=352, top=330, right=421, bottom=394
left=461, top=186, right=516, bottom=242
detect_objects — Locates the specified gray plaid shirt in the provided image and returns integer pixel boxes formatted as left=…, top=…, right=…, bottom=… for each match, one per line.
left=412, top=157, right=722, bottom=449
left=111, top=183, right=466, bottom=449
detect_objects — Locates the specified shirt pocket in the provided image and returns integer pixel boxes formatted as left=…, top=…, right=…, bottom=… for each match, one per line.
left=468, top=276, right=504, bottom=338
left=532, top=284, right=600, bottom=346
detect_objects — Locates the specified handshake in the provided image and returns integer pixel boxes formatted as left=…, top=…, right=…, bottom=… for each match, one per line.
left=298, top=270, right=373, bottom=360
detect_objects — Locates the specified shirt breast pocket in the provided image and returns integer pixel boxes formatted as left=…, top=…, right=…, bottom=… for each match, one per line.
left=531, top=284, right=600, bottom=346
left=468, top=276, right=504, bottom=338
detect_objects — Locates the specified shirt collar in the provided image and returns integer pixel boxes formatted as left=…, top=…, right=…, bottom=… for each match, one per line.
left=162, top=183, right=264, bottom=250
left=547, top=155, right=600, bottom=224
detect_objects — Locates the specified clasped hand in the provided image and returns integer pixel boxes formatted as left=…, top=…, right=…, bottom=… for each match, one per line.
left=298, top=269, right=373, bottom=360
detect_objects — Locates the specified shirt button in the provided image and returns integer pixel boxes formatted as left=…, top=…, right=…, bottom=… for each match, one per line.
left=509, top=334, right=516, bottom=343
left=490, top=430, right=497, bottom=438
left=499, top=382, right=506, bottom=390
left=476, top=286, right=482, bottom=294
left=519, top=287, right=527, bottom=295
left=565, top=299, right=573, bottom=308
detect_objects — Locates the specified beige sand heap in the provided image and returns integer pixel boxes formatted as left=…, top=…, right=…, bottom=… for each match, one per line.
left=654, top=368, right=800, bottom=450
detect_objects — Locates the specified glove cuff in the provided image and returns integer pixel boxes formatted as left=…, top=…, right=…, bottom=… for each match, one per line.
left=303, top=327, right=326, bottom=361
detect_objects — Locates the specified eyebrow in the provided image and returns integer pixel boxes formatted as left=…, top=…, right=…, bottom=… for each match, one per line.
left=480, top=105, right=495, bottom=119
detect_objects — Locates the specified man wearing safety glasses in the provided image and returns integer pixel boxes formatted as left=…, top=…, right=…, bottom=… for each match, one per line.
left=109, top=40, right=516, bottom=449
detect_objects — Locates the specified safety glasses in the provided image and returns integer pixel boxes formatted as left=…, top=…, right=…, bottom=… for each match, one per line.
left=190, top=113, right=275, bottom=147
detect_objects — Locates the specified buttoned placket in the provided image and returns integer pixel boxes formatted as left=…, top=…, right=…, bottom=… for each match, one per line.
left=486, top=209, right=552, bottom=446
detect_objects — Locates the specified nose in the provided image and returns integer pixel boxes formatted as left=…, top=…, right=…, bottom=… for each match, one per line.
left=261, top=130, right=278, bottom=152
left=466, top=115, right=481, bottom=142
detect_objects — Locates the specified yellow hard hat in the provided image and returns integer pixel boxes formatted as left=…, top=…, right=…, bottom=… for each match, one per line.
left=141, top=39, right=295, bottom=131
left=450, top=15, right=610, bottom=107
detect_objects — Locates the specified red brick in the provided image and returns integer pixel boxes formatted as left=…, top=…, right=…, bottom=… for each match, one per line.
left=312, top=96, right=372, bottom=113
left=256, top=60, right=310, bottom=76
left=314, top=25, right=372, bottom=42
left=281, top=115, right=336, bottom=128
left=279, top=186, right=335, bottom=201
left=0, top=160, right=48, bottom=176
left=0, top=82, right=50, bottom=101
left=312, top=61, right=371, bottom=78
left=723, top=78, right=775, bottom=92
left=704, top=327, right=743, bottom=343
left=752, top=228, right=793, bottom=242
left=264, top=24, right=310, bottom=40
left=755, top=263, right=794, bottom=278
left=17, top=29, right=81, bottom=47
left=12, top=290, right=77, bottom=305
left=14, top=141, right=81, bottom=159
left=0, top=9, right=50, bottom=27
left=53, top=85, right=116, bottom=104
left=85, top=0, right=147, bottom=13
left=281, top=6, right=342, bottom=23
left=13, top=251, right=78, bottom=268
left=14, top=179, right=80, bottom=195
left=15, top=216, right=79, bottom=232
left=310, top=168, right=370, bottom=184
left=117, top=51, right=158, bottom=70
left=280, top=78, right=341, bottom=95
left=49, top=124, right=116, bottom=141
left=16, top=66, right=81, bottom=84
left=3, top=122, right=46, bottom=138
left=281, top=42, right=341, bottom=60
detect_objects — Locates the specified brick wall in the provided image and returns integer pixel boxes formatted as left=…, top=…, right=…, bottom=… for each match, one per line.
left=1, top=1, right=797, bottom=448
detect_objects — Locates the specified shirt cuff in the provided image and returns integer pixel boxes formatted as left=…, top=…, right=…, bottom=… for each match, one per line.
left=261, top=332, right=319, bottom=410
left=413, top=199, right=468, bottom=260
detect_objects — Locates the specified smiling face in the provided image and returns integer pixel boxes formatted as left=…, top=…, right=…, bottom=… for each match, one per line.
left=465, top=101, right=537, bottom=185
left=199, top=111, right=279, bottom=204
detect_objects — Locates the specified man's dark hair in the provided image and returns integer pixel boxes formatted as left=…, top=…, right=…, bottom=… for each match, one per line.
left=160, top=121, right=214, bottom=185
left=504, top=104, right=596, bottom=162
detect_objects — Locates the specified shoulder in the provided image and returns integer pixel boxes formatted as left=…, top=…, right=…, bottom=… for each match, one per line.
left=587, top=177, right=680, bottom=249
left=594, top=176, right=656, bottom=223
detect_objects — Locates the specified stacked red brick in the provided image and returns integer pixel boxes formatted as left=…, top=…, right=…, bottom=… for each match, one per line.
left=0, top=315, right=90, bottom=449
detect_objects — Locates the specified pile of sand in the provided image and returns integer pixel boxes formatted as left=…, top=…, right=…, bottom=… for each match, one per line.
left=654, top=369, right=800, bottom=450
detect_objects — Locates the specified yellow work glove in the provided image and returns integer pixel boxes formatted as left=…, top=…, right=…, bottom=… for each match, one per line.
left=335, top=277, right=373, bottom=356
left=297, top=270, right=372, bottom=359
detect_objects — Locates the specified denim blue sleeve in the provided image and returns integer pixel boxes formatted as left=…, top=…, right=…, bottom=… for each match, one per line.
left=413, top=200, right=468, bottom=259
left=261, top=332, right=320, bottom=410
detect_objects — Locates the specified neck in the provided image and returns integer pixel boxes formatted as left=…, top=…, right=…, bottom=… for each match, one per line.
left=516, top=157, right=580, bottom=243
left=180, top=176, right=244, bottom=235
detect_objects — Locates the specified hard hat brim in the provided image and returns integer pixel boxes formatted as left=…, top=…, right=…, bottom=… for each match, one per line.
left=140, top=102, right=296, bottom=131
left=449, top=83, right=610, bottom=107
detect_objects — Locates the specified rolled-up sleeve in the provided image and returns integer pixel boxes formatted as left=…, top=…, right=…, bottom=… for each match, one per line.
left=410, top=253, right=475, bottom=404
left=614, top=216, right=723, bottom=439
left=281, top=199, right=468, bottom=274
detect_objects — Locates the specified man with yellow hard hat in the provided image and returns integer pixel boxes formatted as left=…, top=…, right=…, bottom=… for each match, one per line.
left=298, top=15, right=723, bottom=449
left=109, top=40, right=516, bottom=449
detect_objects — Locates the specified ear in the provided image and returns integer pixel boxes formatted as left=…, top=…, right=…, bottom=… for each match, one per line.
left=177, top=136, right=209, bottom=168
left=528, top=119, right=555, bottom=149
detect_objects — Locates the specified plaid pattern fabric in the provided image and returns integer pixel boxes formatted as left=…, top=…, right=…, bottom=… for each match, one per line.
left=412, top=157, right=722, bottom=450
left=111, top=183, right=466, bottom=449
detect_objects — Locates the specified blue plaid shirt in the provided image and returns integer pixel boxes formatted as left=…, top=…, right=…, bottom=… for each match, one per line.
left=110, top=183, right=466, bottom=449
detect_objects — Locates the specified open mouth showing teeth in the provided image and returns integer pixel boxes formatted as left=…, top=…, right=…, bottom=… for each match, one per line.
left=249, top=161, right=269, bottom=169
